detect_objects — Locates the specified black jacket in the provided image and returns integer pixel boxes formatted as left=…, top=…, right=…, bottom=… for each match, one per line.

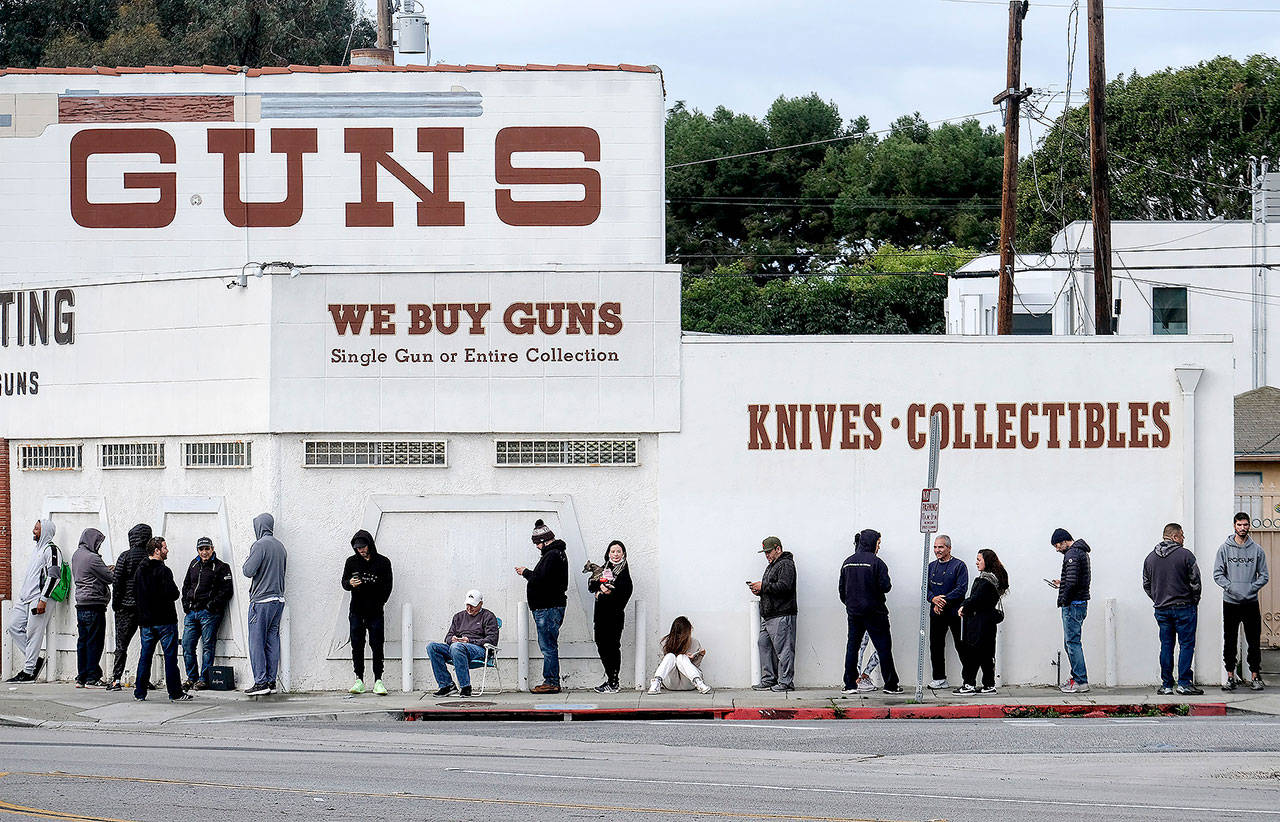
left=838, top=548, right=890, bottom=616
left=1056, top=539, right=1092, bottom=607
left=341, top=530, right=394, bottom=616
left=589, top=562, right=633, bottom=621
left=522, top=539, right=569, bottom=610
left=760, top=551, right=798, bottom=619
left=134, top=557, right=180, bottom=628
left=961, top=573, right=1003, bottom=646
left=182, top=551, right=234, bottom=614
left=112, top=523, right=152, bottom=613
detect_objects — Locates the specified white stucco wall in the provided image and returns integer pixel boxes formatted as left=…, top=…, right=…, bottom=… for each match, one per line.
left=659, top=335, right=1235, bottom=688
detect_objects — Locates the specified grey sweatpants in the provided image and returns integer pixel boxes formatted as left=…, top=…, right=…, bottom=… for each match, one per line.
left=9, top=600, right=53, bottom=675
left=758, top=614, right=796, bottom=687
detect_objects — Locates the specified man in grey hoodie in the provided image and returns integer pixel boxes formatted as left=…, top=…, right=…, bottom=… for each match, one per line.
left=1214, top=513, right=1270, bottom=691
left=5, top=518, right=60, bottom=682
left=72, top=527, right=113, bottom=686
left=242, top=513, right=287, bottom=696
left=1142, top=522, right=1203, bottom=695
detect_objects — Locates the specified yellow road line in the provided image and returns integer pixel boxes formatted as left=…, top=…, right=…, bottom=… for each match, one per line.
left=0, top=798, right=134, bottom=822
left=4, top=771, right=929, bottom=822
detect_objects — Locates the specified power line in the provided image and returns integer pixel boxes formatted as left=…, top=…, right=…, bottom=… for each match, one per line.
left=941, top=0, right=1280, bottom=12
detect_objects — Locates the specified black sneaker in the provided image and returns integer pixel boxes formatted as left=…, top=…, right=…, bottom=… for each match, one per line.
left=244, top=682, right=271, bottom=696
left=1251, top=675, right=1266, bottom=691
left=593, top=681, right=620, bottom=694
left=169, top=693, right=195, bottom=702
left=267, top=681, right=278, bottom=694
left=5, top=671, right=32, bottom=683
left=883, top=685, right=905, bottom=695
left=750, top=683, right=776, bottom=691
left=977, top=685, right=998, bottom=694
left=1223, top=674, right=1238, bottom=692
left=458, top=686, right=472, bottom=697
left=434, top=684, right=458, bottom=697
left=104, top=680, right=122, bottom=692
left=192, top=680, right=209, bottom=691
left=83, top=678, right=107, bottom=688
left=1175, top=684, right=1204, bottom=695
left=1156, top=685, right=1175, bottom=695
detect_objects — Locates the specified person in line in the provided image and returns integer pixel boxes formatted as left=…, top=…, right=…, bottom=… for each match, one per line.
left=72, top=527, right=113, bottom=687
left=6, top=518, right=60, bottom=683
left=749, top=536, right=797, bottom=692
left=1049, top=528, right=1092, bottom=694
left=839, top=529, right=902, bottom=695
left=1214, top=513, right=1269, bottom=691
left=133, top=536, right=192, bottom=702
left=647, top=616, right=712, bottom=694
left=107, top=523, right=153, bottom=691
left=590, top=540, right=634, bottom=694
left=926, top=534, right=968, bottom=689
left=516, top=519, right=569, bottom=694
left=1143, top=522, right=1203, bottom=696
left=243, top=513, right=287, bottom=696
left=954, top=548, right=1009, bottom=695
left=427, top=589, right=501, bottom=697
left=342, top=529, right=393, bottom=696
left=180, top=537, right=234, bottom=691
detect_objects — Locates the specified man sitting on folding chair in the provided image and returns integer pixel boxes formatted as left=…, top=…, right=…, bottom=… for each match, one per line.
left=427, top=589, right=500, bottom=697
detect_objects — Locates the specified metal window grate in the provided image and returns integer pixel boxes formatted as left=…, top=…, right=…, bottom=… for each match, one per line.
left=183, top=441, right=252, bottom=468
left=495, top=439, right=638, bottom=466
left=100, top=442, right=165, bottom=469
left=304, top=440, right=447, bottom=467
left=18, top=443, right=83, bottom=471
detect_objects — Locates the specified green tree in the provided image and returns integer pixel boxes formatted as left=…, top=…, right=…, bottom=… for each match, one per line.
left=1018, top=55, right=1280, bottom=251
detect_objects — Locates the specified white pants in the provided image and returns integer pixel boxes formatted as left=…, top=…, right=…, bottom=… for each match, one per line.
left=653, top=652, right=701, bottom=684
left=9, top=601, right=52, bottom=675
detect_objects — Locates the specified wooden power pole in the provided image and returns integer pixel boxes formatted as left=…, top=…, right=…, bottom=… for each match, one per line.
left=994, top=1, right=1030, bottom=335
left=376, top=0, right=393, bottom=51
left=1088, top=0, right=1114, bottom=334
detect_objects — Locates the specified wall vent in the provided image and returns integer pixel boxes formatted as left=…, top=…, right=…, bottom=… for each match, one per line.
left=495, top=439, right=638, bottom=466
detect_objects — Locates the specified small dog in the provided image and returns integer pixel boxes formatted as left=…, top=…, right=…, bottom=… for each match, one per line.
left=582, top=561, right=605, bottom=585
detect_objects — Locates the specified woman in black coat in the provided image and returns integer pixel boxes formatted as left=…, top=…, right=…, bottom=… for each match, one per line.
left=954, top=548, right=1009, bottom=695
left=589, top=540, right=634, bottom=693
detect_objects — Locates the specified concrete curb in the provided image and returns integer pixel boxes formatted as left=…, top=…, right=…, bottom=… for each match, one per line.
left=403, top=702, right=1228, bottom=722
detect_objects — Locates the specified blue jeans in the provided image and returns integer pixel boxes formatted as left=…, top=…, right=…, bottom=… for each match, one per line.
left=531, top=607, right=565, bottom=686
left=1154, top=605, right=1198, bottom=687
left=136, top=624, right=183, bottom=700
left=182, top=609, right=223, bottom=684
left=427, top=641, right=487, bottom=689
left=1061, top=602, right=1088, bottom=684
left=248, top=601, right=284, bottom=686
left=76, top=607, right=107, bottom=684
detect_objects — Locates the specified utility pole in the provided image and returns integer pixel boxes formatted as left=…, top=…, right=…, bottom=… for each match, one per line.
left=1088, top=0, right=1114, bottom=334
left=994, top=1, right=1030, bottom=335
left=376, top=0, right=393, bottom=52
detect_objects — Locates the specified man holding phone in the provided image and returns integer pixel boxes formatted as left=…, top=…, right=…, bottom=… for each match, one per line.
left=342, top=529, right=393, bottom=696
left=748, top=536, right=797, bottom=692
left=1049, top=528, right=1092, bottom=694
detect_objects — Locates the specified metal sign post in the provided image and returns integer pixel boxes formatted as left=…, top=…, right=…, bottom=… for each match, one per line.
left=915, top=412, right=942, bottom=702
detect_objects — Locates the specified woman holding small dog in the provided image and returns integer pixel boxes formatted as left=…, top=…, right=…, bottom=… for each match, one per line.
left=589, top=540, right=633, bottom=693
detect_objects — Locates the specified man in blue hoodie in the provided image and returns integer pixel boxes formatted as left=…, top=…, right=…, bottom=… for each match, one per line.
left=839, top=530, right=902, bottom=695
left=242, top=513, right=287, bottom=696
left=1214, top=513, right=1270, bottom=691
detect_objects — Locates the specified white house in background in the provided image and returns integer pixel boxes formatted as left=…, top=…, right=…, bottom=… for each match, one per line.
left=946, top=173, right=1280, bottom=396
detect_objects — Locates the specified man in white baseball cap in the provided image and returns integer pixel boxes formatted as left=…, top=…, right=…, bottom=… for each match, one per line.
left=426, top=589, right=500, bottom=697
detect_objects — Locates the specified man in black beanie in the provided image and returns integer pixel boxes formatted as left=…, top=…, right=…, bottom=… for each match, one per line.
left=516, top=519, right=568, bottom=693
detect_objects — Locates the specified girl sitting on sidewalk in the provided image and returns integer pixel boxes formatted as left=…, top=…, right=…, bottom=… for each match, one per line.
left=647, top=616, right=712, bottom=694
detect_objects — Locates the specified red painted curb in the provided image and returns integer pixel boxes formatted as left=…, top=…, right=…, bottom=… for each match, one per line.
left=1189, top=703, right=1227, bottom=716
left=889, top=704, right=1006, bottom=719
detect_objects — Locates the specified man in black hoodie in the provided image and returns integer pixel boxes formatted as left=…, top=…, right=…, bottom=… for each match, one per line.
left=132, top=536, right=191, bottom=702
left=1142, top=522, right=1203, bottom=696
left=342, top=529, right=393, bottom=696
left=516, top=519, right=568, bottom=694
left=839, top=529, right=902, bottom=694
left=180, top=537, right=234, bottom=690
left=107, top=523, right=153, bottom=691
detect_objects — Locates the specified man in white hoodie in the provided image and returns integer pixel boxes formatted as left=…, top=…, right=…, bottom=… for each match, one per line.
left=6, top=518, right=61, bottom=682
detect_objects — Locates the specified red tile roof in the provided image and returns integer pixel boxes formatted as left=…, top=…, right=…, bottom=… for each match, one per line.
left=0, top=63, right=658, bottom=77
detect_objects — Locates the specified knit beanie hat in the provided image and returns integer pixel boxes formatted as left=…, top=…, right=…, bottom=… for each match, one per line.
left=1050, top=528, right=1073, bottom=545
left=531, top=519, right=555, bottom=543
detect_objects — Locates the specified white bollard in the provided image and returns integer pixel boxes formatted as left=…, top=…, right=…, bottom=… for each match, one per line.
left=517, top=606, right=530, bottom=692
left=633, top=600, right=647, bottom=690
left=278, top=605, right=291, bottom=692
left=1104, top=597, right=1118, bottom=687
left=749, top=600, right=761, bottom=686
left=401, top=601, right=413, bottom=693
left=1, top=600, right=12, bottom=680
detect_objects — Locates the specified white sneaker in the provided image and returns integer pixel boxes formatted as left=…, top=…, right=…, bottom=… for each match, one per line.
left=693, top=677, right=712, bottom=694
left=647, top=677, right=662, bottom=695
left=1061, top=679, right=1090, bottom=694
left=929, top=679, right=949, bottom=689
left=856, top=678, right=878, bottom=693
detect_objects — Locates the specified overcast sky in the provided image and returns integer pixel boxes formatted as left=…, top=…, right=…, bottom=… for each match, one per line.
left=380, top=0, right=1280, bottom=146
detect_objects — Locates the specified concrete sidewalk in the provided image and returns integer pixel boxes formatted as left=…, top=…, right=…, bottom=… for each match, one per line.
left=3, top=680, right=1279, bottom=727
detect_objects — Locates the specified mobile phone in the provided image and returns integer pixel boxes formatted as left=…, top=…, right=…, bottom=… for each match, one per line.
left=1043, top=578, right=1057, bottom=587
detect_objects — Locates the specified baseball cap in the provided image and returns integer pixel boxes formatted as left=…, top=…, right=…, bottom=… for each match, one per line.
left=196, top=537, right=213, bottom=549
left=465, top=589, right=483, bottom=606
left=759, top=536, right=782, bottom=553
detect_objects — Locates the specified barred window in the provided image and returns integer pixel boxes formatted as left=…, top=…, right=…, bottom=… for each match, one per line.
left=304, top=440, right=447, bottom=467
left=18, top=443, right=82, bottom=471
left=100, top=442, right=164, bottom=469
left=184, top=441, right=252, bottom=468
left=495, top=439, right=639, bottom=466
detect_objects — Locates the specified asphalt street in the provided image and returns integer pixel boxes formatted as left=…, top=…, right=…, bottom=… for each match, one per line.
left=1, top=717, right=1278, bottom=821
